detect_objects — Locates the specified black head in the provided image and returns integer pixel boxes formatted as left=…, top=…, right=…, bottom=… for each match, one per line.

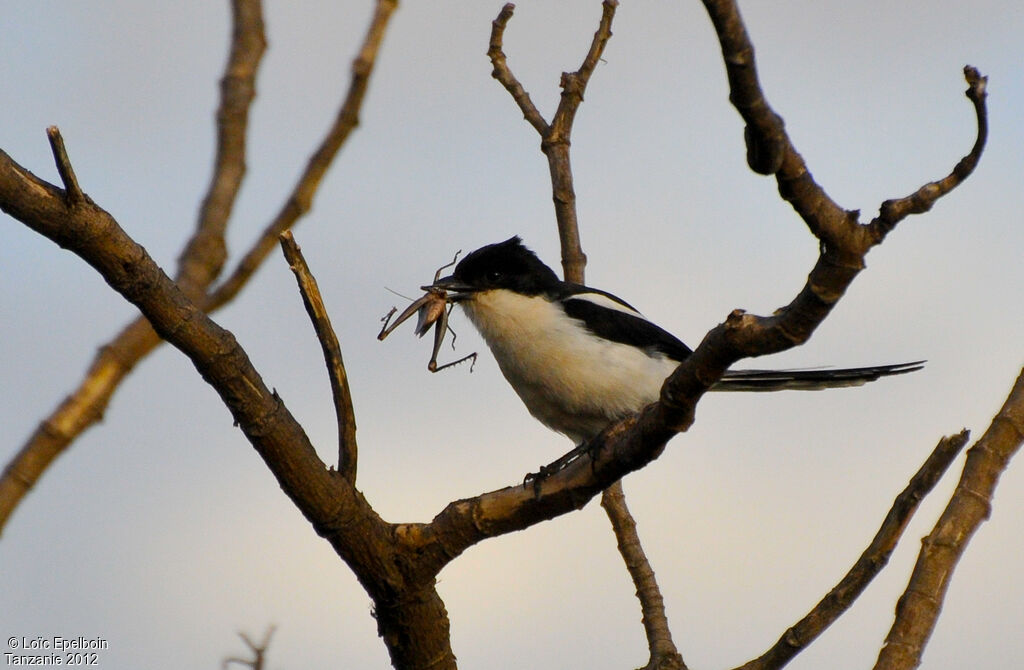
left=424, top=237, right=560, bottom=298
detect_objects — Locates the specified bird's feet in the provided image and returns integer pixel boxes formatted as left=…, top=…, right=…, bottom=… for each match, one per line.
left=523, top=442, right=593, bottom=497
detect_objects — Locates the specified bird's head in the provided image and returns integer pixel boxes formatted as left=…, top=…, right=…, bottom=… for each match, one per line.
left=423, top=236, right=560, bottom=301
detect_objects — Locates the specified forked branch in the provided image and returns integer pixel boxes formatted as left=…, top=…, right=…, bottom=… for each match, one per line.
left=0, top=0, right=395, bottom=537
left=222, top=626, right=276, bottom=670
left=1, top=143, right=456, bottom=668
left=0, top=0, right=267, bottom=537
left=488, top=0, right=618, bottom=282
left=207, top=0, right=398, bottom=309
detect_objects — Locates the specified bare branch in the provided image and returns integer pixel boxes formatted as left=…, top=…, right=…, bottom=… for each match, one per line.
left=0, top=317, right=160, bottom=538
left=394, top=410, right=675, bottom=579
left=549, top=0, right=617, bottom=147
left=700, top=0, right=850, bottom=245
left=868, top=66, right=989, bottom=243
left=736, top=430, right=970, bottom=670
left=2, top=147, right=460, bottom=668
left=875, top=368, right=1024, bottom=670
left=0, top=0, right=266, bottom=536
left=699, top=0, right=785, bottom=175
left=177, top=0, right=266, bottom=296
left=223, top=626, right=276, bottom=670
left=488, top=4, right=548, bottom=136
left=45, top=126, right=84, bottom=205
left=487, top=0, right=617, bottom=282
left=279, top=231, right=358, bottom=481
left=396, top=0, right=993, bottom=603
left=207, top=0, right=398, bottom=309
left=0, top=0, right=394, bottom=536
left=602, top=481, right=687, bottom=670
left=702, top=0, right=988, bottom=262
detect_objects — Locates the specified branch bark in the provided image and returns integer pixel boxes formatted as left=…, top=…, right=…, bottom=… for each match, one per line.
left=178, top=0, right=267, bottom=297
left=0, top=0, right=395, bottom=537
left=488, top=0, right=617, bottom=281
left=0, top=0, right=266, bottom=536
left=279, top=231, right=358, bottom=481
left=0, top=147, right=457, bottom=670
left=875, top=368, right=1024, bottom=670
left=603, top=484, right=686, bottom=670
left=206, top=0, right=397, bottom=309
left=735, top=430, right=970, bottom=670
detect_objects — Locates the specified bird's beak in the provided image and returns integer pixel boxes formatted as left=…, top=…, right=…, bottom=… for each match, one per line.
left=422, top=275, right=477, bottom=302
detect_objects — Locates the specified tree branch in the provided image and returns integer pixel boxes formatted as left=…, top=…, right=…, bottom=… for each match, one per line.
left=603, top=482, right=687, bottom=670
left=867, top=66, right=988, bottom=243
left=487, top=4, right=548, bottom=137
left=1, top=148, right=457, bottom=669
left=875, top=368, right=1024, bottom=670
left=222, top=625, right=275, bottom=670
left=207, top=0, right=398, bottom=310
left=487, top=0, right=617, bottom=282
left=395, top=0, right=990, bottom=630
left=736, top=430, right=970, bottom=670
left=0, top=0, right=266, bottom=536
left=177, top=0, right=266, bottom=297
left=279, top=231, right=358, bottom=482
left=0, top=0, right=395, bottom=537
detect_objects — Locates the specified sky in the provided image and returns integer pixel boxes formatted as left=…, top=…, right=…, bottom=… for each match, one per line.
left=2, top=1, right=1023, bottom=668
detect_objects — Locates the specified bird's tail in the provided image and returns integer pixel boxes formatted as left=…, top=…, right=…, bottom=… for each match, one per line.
left=712, top=361, right=924, bottom=392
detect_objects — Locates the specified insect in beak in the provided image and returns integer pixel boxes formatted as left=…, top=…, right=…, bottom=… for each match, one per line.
left=378, top=251, right=477, bottom=373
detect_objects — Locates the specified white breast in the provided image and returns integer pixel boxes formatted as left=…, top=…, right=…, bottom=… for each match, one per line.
left=461, top=289, right=677, bottom=444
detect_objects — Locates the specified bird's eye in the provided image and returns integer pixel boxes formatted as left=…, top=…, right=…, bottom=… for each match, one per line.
left=486, top=270, right=502, bottom=283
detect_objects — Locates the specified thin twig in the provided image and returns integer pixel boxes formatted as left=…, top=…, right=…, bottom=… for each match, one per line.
left=868, top=66, right=988, bottom=242
left=602, top=481, right=687, bottom=670
left=486, top=1, right=617, bottom=282
left=207, top=0, right=398, bottom=310
left=223, top=626, right=276, bottom=670
left=177, top=0, right=267, bottom=296
left=736, top=430, right=970, bottom=670
left=45, top=126, right=84, bottom=205
left=488, top=4, right=548, bottom=136
left=549, top=0, right=618, bottom=144
left=875, top=368, right=1024, bottom=670
left=279, top=231, right=358, bottom=482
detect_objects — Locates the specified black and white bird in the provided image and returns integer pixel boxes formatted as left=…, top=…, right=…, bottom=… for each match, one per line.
left=426, top=237, right=921, bottom=446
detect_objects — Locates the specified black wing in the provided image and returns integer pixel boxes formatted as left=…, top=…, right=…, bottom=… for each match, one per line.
left=561, top=293, right=693, bottom=362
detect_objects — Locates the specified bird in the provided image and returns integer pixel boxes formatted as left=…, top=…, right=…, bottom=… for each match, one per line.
left=425, top=236, right=922, bottom=446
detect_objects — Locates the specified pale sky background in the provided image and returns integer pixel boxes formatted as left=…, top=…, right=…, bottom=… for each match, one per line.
left=2, top=1, right=1023, bottom=668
